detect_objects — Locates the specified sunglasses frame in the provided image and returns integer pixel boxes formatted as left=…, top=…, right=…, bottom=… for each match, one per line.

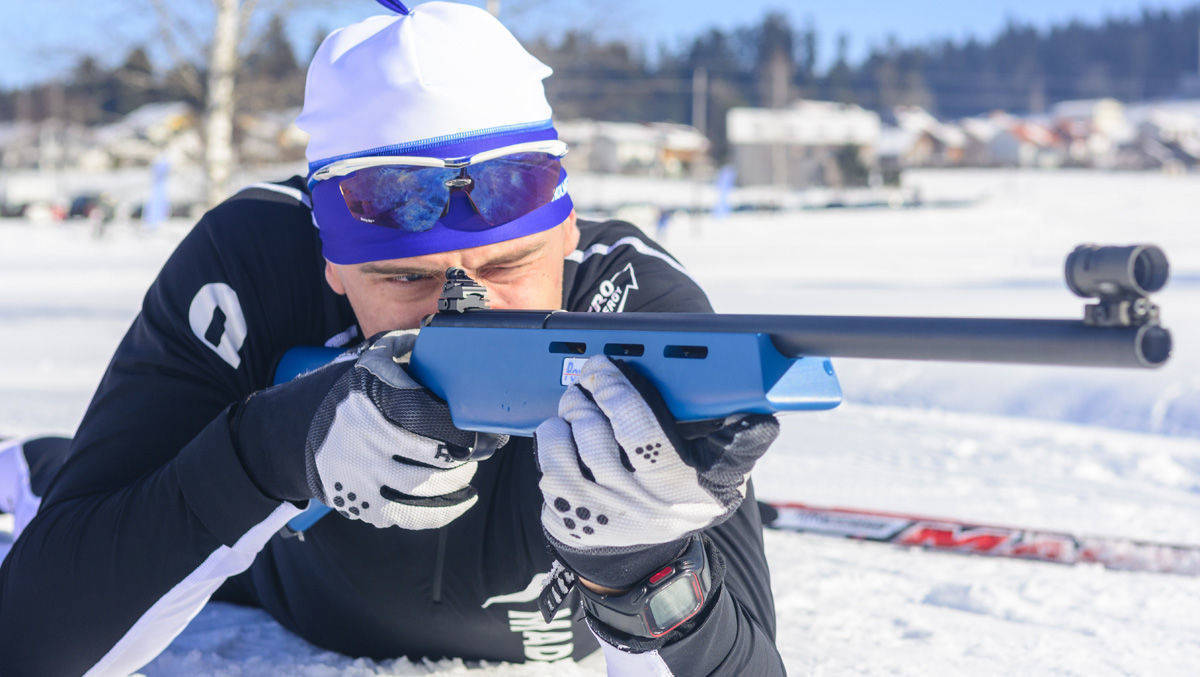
left=309, top=139, right=569, bottom=184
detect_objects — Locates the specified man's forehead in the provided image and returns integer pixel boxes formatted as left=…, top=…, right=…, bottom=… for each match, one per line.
left=356, top=230, right=551, bottom=274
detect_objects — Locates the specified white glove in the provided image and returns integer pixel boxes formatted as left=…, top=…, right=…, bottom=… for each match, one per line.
left=534, top=355, right=778, bottom=587
left=304, top=330, right=507, bottom=530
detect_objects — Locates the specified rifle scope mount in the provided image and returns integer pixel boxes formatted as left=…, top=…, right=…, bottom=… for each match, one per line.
left=437, top=267, right=489, bottom=314
left=1065, top=243, right=1171, bottom=368
left=1065, top=244, right=1168, bottom=328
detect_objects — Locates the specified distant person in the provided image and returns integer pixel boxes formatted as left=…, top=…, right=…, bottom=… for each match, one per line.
left=655, top=206, right=675, bottom=239
left=0, top=3, right=784, bottom=675
left=142, top=156, right=171, bottom=233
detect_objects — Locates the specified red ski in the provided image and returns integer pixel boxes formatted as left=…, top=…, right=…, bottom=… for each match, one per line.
left=758, top=500, right=1200, bottom=576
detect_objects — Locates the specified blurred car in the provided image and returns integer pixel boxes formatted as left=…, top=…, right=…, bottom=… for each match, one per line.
left=68, top=194, right=114, bottom=220
left=0, top=202, right=29, bottom=218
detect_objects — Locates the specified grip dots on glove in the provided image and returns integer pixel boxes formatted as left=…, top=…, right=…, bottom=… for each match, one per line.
left=330, top=481, right=371, bottom=516
left=634, top=443, right=662, bottom=464
left=553, top=496, right=608, bottom=539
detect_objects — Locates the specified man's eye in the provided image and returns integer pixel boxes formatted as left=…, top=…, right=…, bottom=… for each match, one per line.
left=482, top=265, right=524, bottom=279
left=386, top=273, right=434, bottom=284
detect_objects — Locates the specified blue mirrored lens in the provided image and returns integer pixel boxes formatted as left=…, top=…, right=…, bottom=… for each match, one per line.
left=466, top=153, right=563, bottom=225
left=337, top=166, right=456, bottom=232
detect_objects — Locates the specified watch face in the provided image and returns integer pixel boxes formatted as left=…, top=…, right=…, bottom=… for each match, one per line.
left=647, top=575, right=702, bottom=633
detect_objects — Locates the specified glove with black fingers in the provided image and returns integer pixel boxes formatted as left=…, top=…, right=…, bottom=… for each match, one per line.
left=235, top=330, right=506, bottom=530
left=534, top=355, right=779, bottom=590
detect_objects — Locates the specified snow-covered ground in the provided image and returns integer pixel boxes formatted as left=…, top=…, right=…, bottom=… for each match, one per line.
left=2, top=169, right=1199, bottom=675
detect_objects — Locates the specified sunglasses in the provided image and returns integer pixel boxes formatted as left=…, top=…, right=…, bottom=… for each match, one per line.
left=309, top=140, right=568, bottom=233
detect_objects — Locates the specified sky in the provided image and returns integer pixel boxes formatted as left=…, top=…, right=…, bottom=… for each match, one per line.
left=0, top=0, right=1198, bottom=89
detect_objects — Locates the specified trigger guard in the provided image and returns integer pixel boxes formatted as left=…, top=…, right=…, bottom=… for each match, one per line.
left=448, top=432, right=503, bottom=462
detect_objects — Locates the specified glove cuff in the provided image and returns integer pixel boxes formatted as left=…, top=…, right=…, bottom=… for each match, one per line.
left=232, top=359, right=354, bottom=502
left=549, top=532, right=690, bottom=590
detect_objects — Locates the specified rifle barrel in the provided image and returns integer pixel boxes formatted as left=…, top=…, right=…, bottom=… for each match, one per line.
left=428, top=310, right=1171, bottom=369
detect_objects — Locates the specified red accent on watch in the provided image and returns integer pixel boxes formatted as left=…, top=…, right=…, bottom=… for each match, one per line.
left=648, top=566, right=674, bottom=585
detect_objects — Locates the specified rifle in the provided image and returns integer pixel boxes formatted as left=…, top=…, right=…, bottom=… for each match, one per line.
left=276, top=243, right=1172, bottom=535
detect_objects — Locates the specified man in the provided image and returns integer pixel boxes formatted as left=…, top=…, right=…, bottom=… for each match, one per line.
left=0, top=3, right=784, bottom=675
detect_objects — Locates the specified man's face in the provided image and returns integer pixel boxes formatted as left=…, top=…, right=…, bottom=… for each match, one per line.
left=324, top=213, right=581, bottom=338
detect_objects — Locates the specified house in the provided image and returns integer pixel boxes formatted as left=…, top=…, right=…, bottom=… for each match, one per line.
left=238, top=108, right=307, bottom=164
left=989, top=121, right=1063, bottom=168
left=556, top=120, right=710, bottom=177
left=1051, top=98, right=1133, bottom=167
left=893, top=106, right=967, bottom=166
left=0, top=121, right=39, bottom=169
left=959, top=114, right=1009, bottom=166
left=726, top=100, right=881, bottom=188
left=91, top=102, right=199, bottom=167
left=650, top=122, right=710, bottom=176
left=875, top=126, right=917, bottom=182
left=1052, top=98, right=1132, bottom=140
left=1120, top=102, right=1200, bottom=171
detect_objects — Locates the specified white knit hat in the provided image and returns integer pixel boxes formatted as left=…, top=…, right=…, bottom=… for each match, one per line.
left=297, top=1, right=555, bottom=173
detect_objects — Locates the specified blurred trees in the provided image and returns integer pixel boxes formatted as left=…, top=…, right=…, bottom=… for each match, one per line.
left=532, top=5, right=1200, bottom=156
left=2, top=4, right=1199, bottom=163
left=0, top=11, right=307, bottom=126
left=240, top=14, right=304, bottom=110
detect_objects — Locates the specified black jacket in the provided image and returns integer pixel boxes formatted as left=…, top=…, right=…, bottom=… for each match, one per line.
left=0, top=178, right=783, bottom=676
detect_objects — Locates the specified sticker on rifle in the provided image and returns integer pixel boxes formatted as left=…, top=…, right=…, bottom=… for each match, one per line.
left=561, top=357, right=587, bottom=386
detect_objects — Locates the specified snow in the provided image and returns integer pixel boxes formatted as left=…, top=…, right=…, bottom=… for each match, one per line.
left=2, top=168, right=1199, bottom=675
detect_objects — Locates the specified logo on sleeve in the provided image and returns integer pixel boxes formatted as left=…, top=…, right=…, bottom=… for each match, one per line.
left=483, top=572, right=577, bottom=663
left=188, top=283, right=248, bottom=369
left=482, top=572, right=550, bottom=608
left=506, top=608, right=574, bottom=663
left=587, top=263, right=638, bottom=313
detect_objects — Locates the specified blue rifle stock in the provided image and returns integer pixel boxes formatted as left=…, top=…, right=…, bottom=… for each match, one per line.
left=279, top=244, right=1173, bottom=535
left=276, top=311, right=843, bottom=533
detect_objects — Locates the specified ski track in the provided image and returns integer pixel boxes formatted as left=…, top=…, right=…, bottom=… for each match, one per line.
left=1, top=169, right=1199, bottom=675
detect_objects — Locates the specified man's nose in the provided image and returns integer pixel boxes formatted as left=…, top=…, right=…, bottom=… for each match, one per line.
left=478, top=281, right=512, bottom=310
left=487, top=294, right=514, bottom=310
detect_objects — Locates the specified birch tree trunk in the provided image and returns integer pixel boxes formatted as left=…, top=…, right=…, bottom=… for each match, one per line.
left=204, top=0, right=240, bottom=207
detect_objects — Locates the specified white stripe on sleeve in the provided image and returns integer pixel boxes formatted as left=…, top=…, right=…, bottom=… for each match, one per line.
left=82, top=502, right=302, bottom=677
left=566, top=236, right=699, bottom=287
left=236, top=182, right=312, bottom=209
left=594, top=634, right=673, bottom=676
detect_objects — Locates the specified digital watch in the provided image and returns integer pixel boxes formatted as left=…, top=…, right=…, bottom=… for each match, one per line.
left=577, top=535, right=712, bottom=639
